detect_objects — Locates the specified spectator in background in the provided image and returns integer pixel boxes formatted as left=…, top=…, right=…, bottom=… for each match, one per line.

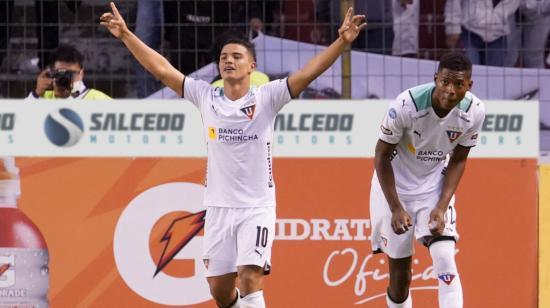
left=506, top=0, right=550, bottom=68
left=392, top=0, right=419, bottom=57
left=163, top=0, right=275, bottom=75
left=445, top=0, right=520, bottom=66
left=134, top=0, right=164, bottom=98
left=27, top=44, right=110, bottom=99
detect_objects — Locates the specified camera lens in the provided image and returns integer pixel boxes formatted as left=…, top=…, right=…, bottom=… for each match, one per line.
left=54, top=71, right=75, bottom=90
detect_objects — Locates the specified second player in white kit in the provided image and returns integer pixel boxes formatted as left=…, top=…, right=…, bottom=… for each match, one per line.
left=371, top=53, right=486, bottom=308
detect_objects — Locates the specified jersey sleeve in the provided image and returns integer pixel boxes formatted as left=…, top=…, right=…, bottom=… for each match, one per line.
left=260, top=78, right=293, bottom=114
left=182, top=77, right=212, bottom=110
left=378, top=96, right=410, bottom=144
left=458, top=99, right=486, bottom=148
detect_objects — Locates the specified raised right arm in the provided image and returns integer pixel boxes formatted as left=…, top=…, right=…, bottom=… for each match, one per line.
left=100, top=2, right=184, bottom=97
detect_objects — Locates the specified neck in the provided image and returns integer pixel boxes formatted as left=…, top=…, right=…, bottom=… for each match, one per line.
left=431, top=91, right=452, bottom=118
left=223, top=79, right=251, bottom=101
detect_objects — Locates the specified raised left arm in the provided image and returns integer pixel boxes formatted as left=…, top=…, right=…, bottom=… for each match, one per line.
left=287, top=7, right=366, bottom=98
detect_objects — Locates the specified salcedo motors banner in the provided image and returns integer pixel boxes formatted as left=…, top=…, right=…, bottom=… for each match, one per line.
left=1, top=100, right=538, bottom=307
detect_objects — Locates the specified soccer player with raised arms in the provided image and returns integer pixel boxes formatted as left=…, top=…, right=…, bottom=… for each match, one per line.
left=100, top=2, right=365, bottom=307
left=371, top=53, right=485, bottom=308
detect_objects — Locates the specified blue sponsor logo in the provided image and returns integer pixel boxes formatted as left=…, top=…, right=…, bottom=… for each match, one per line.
left=388, top=108, right=397, bottom=119
left=44, top=108, right=84, bottom=147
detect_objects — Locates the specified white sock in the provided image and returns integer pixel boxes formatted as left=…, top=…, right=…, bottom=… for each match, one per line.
left=386, top=290, right=412, bottom=308
left=429, top=240, right=463, bottom=308
left=240, top=290, right=265, bottom=308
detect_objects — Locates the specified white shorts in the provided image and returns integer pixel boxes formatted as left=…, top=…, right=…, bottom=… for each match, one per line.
left=370, top=183, right=459, bottom=259
left=202, top=206, right=276, bottom=277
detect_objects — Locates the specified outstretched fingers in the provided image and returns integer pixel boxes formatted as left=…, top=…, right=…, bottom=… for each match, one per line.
left=99, top=12, right=114, bottom=22
left=352, top=15, right=366, bottom=26
left=344, top=7, right=353, bottom=23
left=110, top=2, right=122, bottom=18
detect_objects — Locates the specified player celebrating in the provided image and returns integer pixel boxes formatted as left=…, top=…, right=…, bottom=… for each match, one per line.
left=100, top=2, right=365, bottom=307
left=371, top=52, right=485, bottom=308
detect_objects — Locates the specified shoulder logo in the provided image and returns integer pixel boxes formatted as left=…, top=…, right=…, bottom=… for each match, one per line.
left=240, top=104, right=256, bottom=120
left=388, top=108, right=397, bottom=119
left=446, top=130, right=462, bottom=142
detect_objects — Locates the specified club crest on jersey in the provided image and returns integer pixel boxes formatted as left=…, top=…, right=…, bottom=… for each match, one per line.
left=438, top=273, right=456, bottom=285
left=240, top=104, right=256, bottom=120
left=446, top=130, right=462, bottom=142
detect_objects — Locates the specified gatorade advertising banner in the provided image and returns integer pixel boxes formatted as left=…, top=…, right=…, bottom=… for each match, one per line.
left=1, top=100, right=539, bottom=307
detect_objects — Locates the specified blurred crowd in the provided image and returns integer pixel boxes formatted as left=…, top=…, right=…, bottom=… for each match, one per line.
left=0, top=0, right=549, bottom=99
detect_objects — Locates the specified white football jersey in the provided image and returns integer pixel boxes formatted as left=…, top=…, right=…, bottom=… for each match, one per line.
left=373, top=83, right=486, bottom=200
left=184, top=77, right=292, bottom=207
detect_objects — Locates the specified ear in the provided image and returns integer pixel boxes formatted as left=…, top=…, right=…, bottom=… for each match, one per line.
left=250, top=61, right=257, bottom=73
left=433, top=73, right=438, bottom=83
left=468, top=79, right=473, bottom=90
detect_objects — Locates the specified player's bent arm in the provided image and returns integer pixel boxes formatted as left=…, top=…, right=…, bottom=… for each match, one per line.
left=436, top=145, right=471, bottom=211
left=374, top=139, right=404, bottom=213
left=287, top=37, right=348, bottom=98
left=120, top=31, right=184, bottom=96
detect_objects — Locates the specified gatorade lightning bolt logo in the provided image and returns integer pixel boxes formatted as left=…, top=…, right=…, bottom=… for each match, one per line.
left=154, top=210, right=206, bottom=277
left=438, top=273, right=456, bottom=285
left=240, top=104, right=256, bottom=120
left=0, top=263, right=9, bottom=276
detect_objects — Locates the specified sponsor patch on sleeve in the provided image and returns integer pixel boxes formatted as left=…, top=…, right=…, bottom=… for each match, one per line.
left=388, top=108, right=397, bottom=119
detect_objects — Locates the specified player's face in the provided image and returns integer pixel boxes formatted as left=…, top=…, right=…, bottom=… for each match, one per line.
left=219, top=44, right=256, bottom=82
left=433, top=68, right=472, bottom=111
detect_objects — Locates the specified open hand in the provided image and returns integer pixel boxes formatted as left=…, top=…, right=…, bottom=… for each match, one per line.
left=338, top=7, right=367, bottom=44
left=100, top=2, right=128, bottom=39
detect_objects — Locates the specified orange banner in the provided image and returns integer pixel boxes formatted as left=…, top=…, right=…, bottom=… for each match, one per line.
left=14, top=157, right=537, bottom=307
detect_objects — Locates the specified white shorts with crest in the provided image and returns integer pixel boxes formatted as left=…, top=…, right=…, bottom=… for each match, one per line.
left=202, top=206, right=275, bottom=277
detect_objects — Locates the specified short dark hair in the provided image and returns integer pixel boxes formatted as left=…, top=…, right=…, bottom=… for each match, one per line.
left=437, top=52, right=472, bottom=75
left=48, top=44, right=84, bottom=68
left=220, top=37, right=257, bottom=62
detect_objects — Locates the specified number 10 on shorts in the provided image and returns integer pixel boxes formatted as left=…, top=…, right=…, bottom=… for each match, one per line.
left=256, top=226, right=269, bottom=248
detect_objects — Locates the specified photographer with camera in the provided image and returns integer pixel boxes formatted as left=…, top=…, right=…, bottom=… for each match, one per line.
left=27, top=45, right=111, bottom=100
